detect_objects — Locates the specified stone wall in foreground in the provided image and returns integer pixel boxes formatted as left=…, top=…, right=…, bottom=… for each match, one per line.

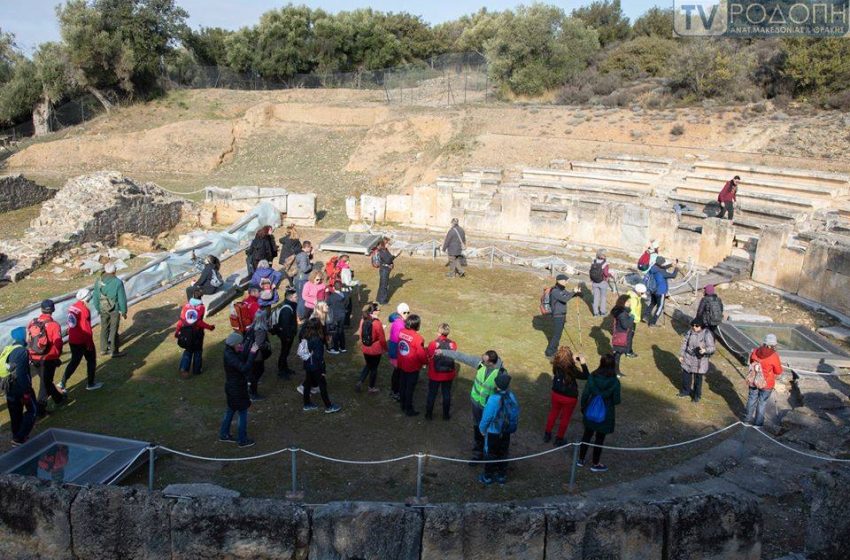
left=0, top=174, right=56, bottom=213
left=0, top=473, right=768, bottom=560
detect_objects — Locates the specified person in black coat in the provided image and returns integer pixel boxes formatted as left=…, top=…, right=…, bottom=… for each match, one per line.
left=4, top=327, right=38, bottom=446
left=219, top=332, right=259, bottom=448
left=186, top=255, right=223, bottom=301
left=301, top=318, right=341, bottom=413
left=376, top=237, right=402, bottom=305
left=278, top=225, right=302, bottom=270
left=327, top=281, right=349, bottom=354
left=273, top=288, right=298, bottom=379
left=610, top=295, right=635, bottom=377
left=247, top=226, right=278, bottom=275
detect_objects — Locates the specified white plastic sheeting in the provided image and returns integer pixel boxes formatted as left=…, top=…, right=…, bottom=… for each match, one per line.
left=0, top=203, right=280, bottom=348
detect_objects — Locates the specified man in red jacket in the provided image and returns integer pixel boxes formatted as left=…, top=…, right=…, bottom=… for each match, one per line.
left=425, top=323, right=458, bottom=420
left=60, top=289, right=103, bottom=392
left=396, top=314, right=428, bottom=417
left=28, top=299, right=65, bottom=415
left=746, top=333, right=784, bottom=427
left=717, top=175, right=740, bottom=221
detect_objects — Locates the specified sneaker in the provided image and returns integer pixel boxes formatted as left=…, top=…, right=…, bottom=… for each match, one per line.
left=56, top=381, right=65, bottom=392
left=390, top=392, right=400, bottom=401
left=590, top=463, right=609, bottom=473
left=478, top=473, right=494, bottom=485
left=495, top=474, right=507, bottom=485
left=296, top=385, right=304, bottom=395
left=325, top=404, right=342, bottom=414
left=692, top=397, right=701, bottom=403
left=218, top=434, right=236, bottom=443
left=677, top=392, right=691, bottom=398
left=340, top=348, right=348, bottom=353
left=311, top=387, right=320, bottom=394
left=328, top=349, right=340, bottom=355
left=543, top=432, right=552, bottom=443
left=575, top=459, right=585, bottom=468
left=303, top=404, right=319, bottom=412
left=86, top=382, right=104, bottom=391
left=238, top=439, right=256, bottom=448
left=368, top=387, right=380, bottom=394
left=355, top=382, right=363, bottom=393
left=10, top=439, right=25, bottom=447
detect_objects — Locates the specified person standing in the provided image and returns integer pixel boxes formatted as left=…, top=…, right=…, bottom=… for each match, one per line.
left=176, top=291, right=216, bottom=378
left=301, top=270, right=326, bottom=322
left=609, top=295, right=634, bottom=376
left=247, top=225, right=278, bottom=275
left=356, top=303, right=387, bottom=394
left=695, top=284, right=724, bottom=338
left=625, top=283, right=646, bottom=358
left=60, top=289, right=102, bottom=392
left=294, top=241, right=314, bottom=319
left=396, top=314, right=427, bottom=417
left=442, top=218, right=467, bottom=278
left=425, top=323, right=458, bottom=420
left=745, top=334, right=783, bottom=427
left=93, top=262, right=128, bottom=358
left=28, top=299, right=65, bottom=416
left=326, top=281, right=349, bottom=354
left=544, top=347, right=589, bottom=446
left=578, top=354, right=621, bottom=473
left=388, top=304, right=410, bottom=401
left=300, top=317, right=342, bottom=413
left=678, top=320, right=715, bottom=403
left=251, top=259, right=283, bottom=292
left=338, top=254, right=359, bottom=326
left=278, top=224, right=302, bottom=281
left=435, top=347, right=504, bottom=461
left=478, top=373, right=519, bottom=485
left=219, top=332, right=258, bottom=448
left=246, top=297, right=273, bottom=400
left=637, top=240, right=660, bottom=272
left=545, top=274, right=582, bottom=358
left=589, top=249, right=612, bottom=317
left=717, top=175, right=740, bottom=221
left=376, top=237, right=401, bottom=305
left=645, top=257, right=679, bottom=327
left=273, top=288, right=298, bottom=379
left=3, top=327, right=37, bottom=446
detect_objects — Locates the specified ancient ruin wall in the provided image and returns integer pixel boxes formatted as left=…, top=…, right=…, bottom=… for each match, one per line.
left=0, top=174, right=56, bottom=213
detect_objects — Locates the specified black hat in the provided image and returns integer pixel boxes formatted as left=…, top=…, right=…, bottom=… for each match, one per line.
left=41, top=299, right=56, bottom=313
left=555, top=274, right=569, bottom=282
left=495, top=372, right=511, bottom=391
left=690, top=318, right=704, bottom=328
left=655, top=257, right=666, bottom=267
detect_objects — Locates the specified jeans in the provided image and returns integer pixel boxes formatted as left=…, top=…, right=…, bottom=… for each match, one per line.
left=591, top=281, right=608, bottom=316
left=448, top=255, right=465, bottom=277
left=545, top=315, right=566, bottom=357
left=359, top=354, right=381, bottom=388
left=33, top=359, right=64, bottom=408
left=746, top=387, right=772, bottom=426
left=62, top=343, right=97, bottom=387
left=681, top=369, right=703, bottom=400
left=483, top=433, right=509, bottom=478
left=303, top=370, right=332, bottom=408
left=579, top=428, right=606, bottom=465
left=219, top=408, right=248, bottom=444
left=545, top=392, right=578, bottom=439
left=277, top=335, right=295, bottom=375
left=377, top=266, right=391, bottom=304
left=646, top=293, right=665, bottom=326
left=7, top=391, right=37, bottom=443
left=100, top=310, right=122, bottom=354
left=426, top=379, right=453, bottom=418
left=718, top=201, right=734, bottom=221
left=471, top=403, right=485, bottom=457
left=329, top=320, right=346, bottom=351
left=180, top=349, right=203, bottom=375
left=398, top=370, right=419, bottom=414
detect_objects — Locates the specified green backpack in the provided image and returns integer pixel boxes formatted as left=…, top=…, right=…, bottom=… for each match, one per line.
left=0, top=344, right=18, bottom=394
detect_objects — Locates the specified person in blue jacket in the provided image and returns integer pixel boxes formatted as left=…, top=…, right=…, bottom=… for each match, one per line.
left=645, top=256, right=679, bottom=327
left=478, top=373, right=519, bottom=485
left=3, top=327, right=37, bottom=446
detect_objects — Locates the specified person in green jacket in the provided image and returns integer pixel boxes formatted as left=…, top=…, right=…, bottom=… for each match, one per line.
left=92, top=262, right=128, bottom=358
left=578, top=353, right=621, bottom=473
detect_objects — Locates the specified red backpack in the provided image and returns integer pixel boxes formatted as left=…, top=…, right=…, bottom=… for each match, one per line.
left=27, top=318, right=52, bottom=355
left=325, top=257, right=341, bottom=286
left=637, top=251, right=651, bottom=272
left=229, top=301, right=254, bottom=333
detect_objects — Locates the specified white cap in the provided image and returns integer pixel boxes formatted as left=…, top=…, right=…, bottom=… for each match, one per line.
left=650, top=239, right=660, bottom=250
left=634, top=283, right=647, bottom=294
left=76, top=288, right=91, bottom=302
left=104, top=262, right=116, bottom=274
left=764, top=334, right=778, bottom=346
left=397, top=303, right=410, bottom=314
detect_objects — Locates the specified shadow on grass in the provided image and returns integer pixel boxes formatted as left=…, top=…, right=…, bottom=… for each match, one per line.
left=387, top=273, right=413, bottom=301
left=652, top=343, right=681, bottom=393
left=705, top=362, right=745, bottom=415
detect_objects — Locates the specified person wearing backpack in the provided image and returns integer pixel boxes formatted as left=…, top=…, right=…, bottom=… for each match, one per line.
left=695, top=284, right=724, bottom=337
left=175, top=289, right=216, bottom=379
left=219, top=332, right=259, bottom=448
left=637, top=239, right=660, bottom=273
left=545, top=274, right=583, bottom=358
left=678, top=319, right=716, bottom=403
left=186, top=255, right=223, bottom=302
left=625, top=284, right=646, bottom=358
left=251, top=260, right=283, bottom=293
left=338, top=254, right=358, bottom=326
left=578, top=354, right=621, bottom=473
left=294, top=241, right=314, bottom=318
left=247, top=226, right=278, bottom=275
left=645, top=257, right=679, bottom=327
left=326, top=281, right=349, bottom=355
left=544, top=347, right=589, bottom=446
left=300, top=317, right=342, bottom=414
left=4, top=327, right=37, bottom=446
left=376, top=237, right=402, bottom=305
left=746, top=334, right=783, bottom=427
left=609, top=295, right=635, bottom=376
left=93, top=262, right=128, bottom=358
left=425, top=323, right=458, bottom=420
left=388, top=304, right=410, bottom=401
left=28, top=299, right=66, bottom=415
left=356, top=303, right=387, bottom=393
left=442, top=218, right=467, bottom=278
left=435, top=347, right=505, bottom=461
left=589, top=249, right=612, bottom=317
left=60, top=288, right=102, bottom=392
left=273, top=288, right=298, bottom=379
left=245, top=297, right=273, bottom=401
left=397, top=314, right=428, bottom=417
left=478, top=373, right=519, bottom=485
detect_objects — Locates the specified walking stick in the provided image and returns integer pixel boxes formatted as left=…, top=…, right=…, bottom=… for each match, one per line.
left=575, top=285, right=585, bottom=351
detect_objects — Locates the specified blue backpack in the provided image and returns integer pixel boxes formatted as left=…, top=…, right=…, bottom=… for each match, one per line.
left=585, top=394, right=607, bottom=424
left=496, top=392, right=520, bottom=435
left=642, top=270, right=658, bottom=295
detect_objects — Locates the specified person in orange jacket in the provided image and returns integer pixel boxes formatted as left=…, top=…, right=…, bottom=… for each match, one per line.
left=425, top=323, right=458, bottom=420
left=356, top=302, right=387, bottom=394
left=396, top=314, right=428, bottom=417
left=60, top=288, right=103, bottom=392
left=746, top=333, right=783, bottom=427
left=28, top=299, right=65, bottom=415
left=176, top=288, right=216, bottom=378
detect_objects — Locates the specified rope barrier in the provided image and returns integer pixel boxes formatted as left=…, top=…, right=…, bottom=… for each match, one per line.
left=429, top=443, right=568, bottom=464
left=156, top=186, right=208, bottom=196
left=107, top=447, right=149, bottom=484
left=750, top=426, right=850, bottom=463
left=156, top=445, right=296, bottom=462
left=576, top=421, right=745, bottom=452
left=298, top=450, right=419, bottom=465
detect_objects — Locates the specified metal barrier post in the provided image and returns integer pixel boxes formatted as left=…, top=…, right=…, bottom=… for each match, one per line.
left=489, top=247, right=495, bottom=269
left=415, top=454, right=424, bottom=500
left=568, top=445, right=579, bottom=493
left=147, top=445, right=156, bottom=492
left=290, top=448, right=297, bottom=493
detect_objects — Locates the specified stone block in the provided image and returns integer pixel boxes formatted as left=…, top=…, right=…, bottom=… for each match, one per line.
left=498, top=187, right=532, bottom=236
left=699, top=218, right=735, bottom=267
left=421, top=504, right=463, bottom=560
left=215, top=205, right=246, bottom=226
left=582, top=501, right=665, bottom=559
left=817, top=326, right=850, bottom=343
left=0, top=474, right=77, bottom=560
left=0, top=174, right=56, bottom=213
left=360, top=195, right=386, bottom=223
left=664, top=494, right=762, bottom=560
left=385, top=195, right=412, bottom=223
left=460, top=504, right=545, bottom=560
left=171, top=496, right=309, bottom=560
left=543, top=505, right=589, bottom=560
left=310, top=502, right=422, bottom=560
left=411, top=185, right=439, bottom=226
left=71, top=485, right=173, bottom=560
left=163, top=483, right=241, bottom=499
left=805, top=469, right=850, bottom=559
left=345, top=197, right=360, bottom=221
left=285, top=193, right=316, bottom=226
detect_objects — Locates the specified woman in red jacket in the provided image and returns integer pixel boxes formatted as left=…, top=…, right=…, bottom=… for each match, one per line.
left=176, top=288, right=216, bottom=378
left=60, top=288, right=103, bottom=392
left=397, top=314, right=428, bottom=417
left=746, top=333, right=783, bottom=427
left=425, top=323, right=458, bottom=420
left=356, top=302, right=387, bottom=394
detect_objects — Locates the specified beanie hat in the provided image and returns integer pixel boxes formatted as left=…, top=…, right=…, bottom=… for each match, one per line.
left=556, top=274, right=569, bottom=282
left=397, top=303, right=410, bottom=315
left=76, top=288, right=92, bottom=302
left=495, top=372, right=511, bottom=391
left=258, top=260, right=270, bottom=269
left=41, top=299, right=56, bottom=313
left=10, top=326, right=26, bottom=343
left=225, top=332, right=243, bottom=347
left=655, top=256, right=666, bottom=267
left=104, top=262, right=116, bottom=274
left=764, top=334, right=778, bottom=347
left=634, top=283, right=647, bottom=294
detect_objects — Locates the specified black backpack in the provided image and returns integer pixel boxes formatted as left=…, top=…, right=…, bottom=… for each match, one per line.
left=702, top=296, right=724, bottom=326
left=432, top=338, right=456, bottom=373
left=361, top=319, right=374, bottom=347
left=176, top=324, right=200, bottom=350
left=589, top=260, right=605, bottom=283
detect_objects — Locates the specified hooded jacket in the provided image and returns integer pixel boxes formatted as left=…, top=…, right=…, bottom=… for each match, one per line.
left=397, top=328, right=427, bottom=373
left=479, top=390, right=519, bottom=435
left=67, top=300, right=94, bottom=348
left=4, top=343, right=32, bottom=400
left=627, top=291, right=643, bottom=322
left=549, top=284, right=578, bottom=317
left=648, top=264, right=678, bottom=296
left=581, top=369, right=621, bottom=434
left=749, top=346, right=783, bottom=390
left=359, top=317, right=388, bottom=356
left=28, top=313, right=63, bottom=362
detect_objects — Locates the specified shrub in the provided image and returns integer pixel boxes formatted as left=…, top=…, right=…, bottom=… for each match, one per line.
left=668, top=40, right=758, bottom=102
left=633, top=7, right=674, bottom=37
left=671, top=124, right=685, bottom=136
left=600, top=36, right=680, bottom=80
